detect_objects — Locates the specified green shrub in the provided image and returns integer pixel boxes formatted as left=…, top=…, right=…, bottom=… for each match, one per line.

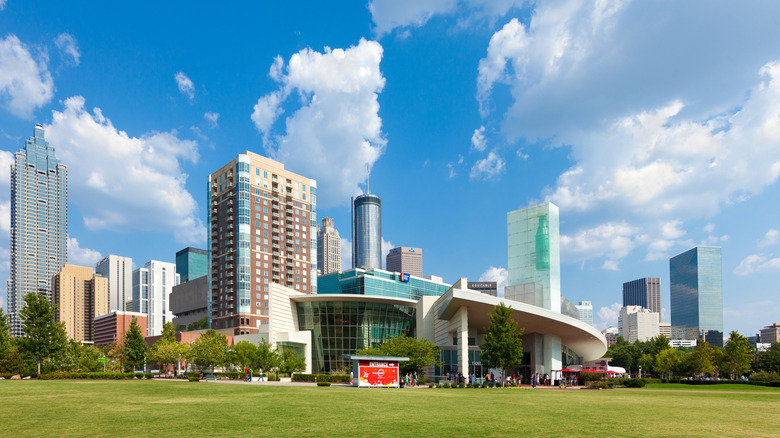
left=442, top=382, right=450, bottom=388
left=459, top=382, right=465, bottom=388
left=188, top=375, right=200, bottom=382
left=417, top=375, right=426, bottom=385
left=144, top=373, right=154, bottom=379
left=317, top=382, right=331, bottom=387
left=749, top=371, right=780, bottom=382
left=510, top=382, right=517, bottom=387
left=580, top=371, right=603, bottom=382
left=623, top=378, right=648, bottom=388
left=428, top=383, right=435, bottom=388
left=291, top=374, right=351, bottom=383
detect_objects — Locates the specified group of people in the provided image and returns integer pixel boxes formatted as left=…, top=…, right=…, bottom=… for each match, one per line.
left=244, top=367, right=264, bottom=382
left=531, top=372, right=549, bottom=388
left=403, top=372, right=418, bottom=386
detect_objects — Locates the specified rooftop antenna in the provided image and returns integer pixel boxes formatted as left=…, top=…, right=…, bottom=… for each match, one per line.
left=366, top=163, right=370, bottom=195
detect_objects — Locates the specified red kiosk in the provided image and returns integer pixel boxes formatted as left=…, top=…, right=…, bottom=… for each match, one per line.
left=343, top=355, right=409, bottom=388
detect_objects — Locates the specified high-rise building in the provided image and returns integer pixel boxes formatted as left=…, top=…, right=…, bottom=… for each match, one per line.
left=576, top=301, right=594, bottom=326
left=8, top=124, right=68, bottom=337
left=170, top=276, right=208, bottom=330
left=352, top=193, right=381, bottom=270
left=93, top=311, right=148, bottom=346
left=505, top=202, right=560, bottom=312
left=505, top=202, right=563, bottom=374
left=95, top=255, right=133, bottom=313
left=760, top=323, right=780, bottom=344
left=317, top=218, right=341, bottom=275
left=602, top=326, right=619, bottom=347
left=131, top=260, right=180, bottom=337
left=176, top=247, right=208, bottom=283
left=467, top=281, right=497, bottom=297
left=623, top=277, right=661, bottom=313
left=52, top=264, right=109, bottom=342
left=659, top=322, right=672, bottom=339
left=208, top=152, right=317, bottom=335
left=670, top=246, right=723, bottom=347
left=618, top=305, right=660, bottom=343
left=386, top=247, right=423, bottom=277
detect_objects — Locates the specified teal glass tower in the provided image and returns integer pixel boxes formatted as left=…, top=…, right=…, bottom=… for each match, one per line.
left=506, top=202, right=560, bottom=312
left=8, top=124, right=68, bottom=336
left=175, top=247, right=208, bottom=282
left=670, top=247, right=723, bottom=347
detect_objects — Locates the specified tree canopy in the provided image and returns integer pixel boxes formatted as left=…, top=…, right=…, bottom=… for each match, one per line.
left=480, top=302, right=524, bottom=386
left=18, top=293, right=68, bottom=374
left=187, top=329, right=228, bottom=373
left=122, top=318, right=147, bottom=372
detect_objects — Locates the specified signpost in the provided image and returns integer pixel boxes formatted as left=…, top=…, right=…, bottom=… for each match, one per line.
left=99, top=356, right=109, bottom=372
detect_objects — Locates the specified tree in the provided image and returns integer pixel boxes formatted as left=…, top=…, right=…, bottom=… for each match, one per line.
left=357, top=335, right=440, bottom=375
left=254, top=338, right=281, bottom=378
left=655, top=348, right=685, bottom=379
left=278, top=349, right=306, bottom=375
left=186, top=317, right=208, bottom=332
left=758, top=342, right=780, bottom=372
left=148, top=322, right=187, bottom=373
left=230, top=341, right=258, bottom=369
left=187, top=329, right=228, bottom=374
left=687, top=340, right=717, bottom=377
left=480, top=302, right=524, bottom=386
left=122, top=318, right=147, bottom=372
left=18, top=293, right=68, bottom=374
left=722, top=331, right=752, bottom=379
left=0, top=307, right=13, bottom=360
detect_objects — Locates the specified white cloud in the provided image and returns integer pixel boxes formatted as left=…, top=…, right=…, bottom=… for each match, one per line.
left=469, top=150, right=504, bottom=180
left=0, top=1, right=7, bottom=11
left=204, top=112, right=219, bottom=128
left=601, top=260, right=619, bottom=271
left=596, top=302, right=621, bottom=330
left=447, top=154, right=464, bottom=178
left=54, top=33, right=80, bottom=66
left=369, top=0, right=525, bottom=36
left=473, top=2, right=780, bottom=267
left=174, top=71, right=194, bottom=100
left=381, top=237, right=395, bottom=262
left=478, top=266, right=508, bottom=297
left=733, top=254, right=780, bottom=276
left=759, top=229, right=779, bottom=248
left=471, top=125, right=487, bottom=151
left=0, top=34, right=54, bottom=118
left=45, top=96, right=205, bottom=244
left=67, top=237, right=102, bottom=266
left=560, top=222, right=638, bottom=263
left=251, top=39, right=387, bottom=208
left=703, top=223, right=716, bottom=234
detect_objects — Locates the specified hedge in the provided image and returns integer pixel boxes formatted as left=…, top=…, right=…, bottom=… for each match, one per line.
left=316, top=382, right=331, bottom=387
left=292, top=374, right=350, bottom=383
left=39, top=372, right=136, bottom=380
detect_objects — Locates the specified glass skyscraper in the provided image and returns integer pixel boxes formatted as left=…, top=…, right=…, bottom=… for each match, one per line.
left=623, top=277, right=661, bottom=313
left=351, top=193, right=381, bottom=270
left=670, top=247, right=723, bottom=347
left=8, top=124, right=68, bottom=336
left=175, top=247, right=208, bottom=283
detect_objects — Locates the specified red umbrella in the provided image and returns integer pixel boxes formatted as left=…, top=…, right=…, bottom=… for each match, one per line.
left=605, top=370, right=620, bottom=374
left=560, top=368, right=577, bottom=372
left=582, top=369, right=604, bottom=373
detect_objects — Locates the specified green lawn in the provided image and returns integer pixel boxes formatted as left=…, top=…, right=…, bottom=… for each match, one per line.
left=1, top=381, right=778, bottom=437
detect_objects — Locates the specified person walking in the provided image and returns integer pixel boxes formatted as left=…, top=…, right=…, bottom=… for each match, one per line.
left=259, top=368, right=264, bottom=381
left=248, top=367, right=253, bottom=382
left=532, top=372, right=537, bottom=388
left=244, top=366, right=249, bottom=382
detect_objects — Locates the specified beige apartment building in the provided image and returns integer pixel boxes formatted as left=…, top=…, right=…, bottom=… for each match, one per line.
left=209, top=151, right=317, bottom=335
left=52, top=264, right=109, bottom=342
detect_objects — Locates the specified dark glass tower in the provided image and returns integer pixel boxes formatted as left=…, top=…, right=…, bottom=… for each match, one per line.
left=351, top=194, right=381, bottom=270
left=622, top=277, right=661, bottom=314
left=670, top=247, right=723, bottom=347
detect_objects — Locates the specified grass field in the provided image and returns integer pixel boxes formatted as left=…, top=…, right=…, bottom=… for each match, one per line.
left=1, top=381, right=778, bottom=437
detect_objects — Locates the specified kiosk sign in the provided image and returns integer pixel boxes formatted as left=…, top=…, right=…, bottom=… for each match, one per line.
left=358, top=360, right=399, bottom=387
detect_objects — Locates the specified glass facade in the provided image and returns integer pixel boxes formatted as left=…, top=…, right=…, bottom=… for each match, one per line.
left=506, top=202, right=560, bottom=312
left=8, top=124, right=68, bottom=337
left=351, top=194, right=381, bottom=270
left=622, top=277, right=661, bottom=314
left=317, top=268, right=450, bottom=300
left=670, top=247, right=723, bottom=347
left=296, top=300, right=416, bottom=373
left=175, top=247, right=208, bottom=283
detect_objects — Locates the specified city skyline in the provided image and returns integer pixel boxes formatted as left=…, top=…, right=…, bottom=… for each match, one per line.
left=1, top=2, right=780, bottom=337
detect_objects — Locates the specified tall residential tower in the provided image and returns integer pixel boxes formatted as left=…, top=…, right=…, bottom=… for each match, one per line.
left=208, top=152, right=317, bottom=335
left=317, top=217, right=341, bottom=275
left=8, top=124, right=68, bottom=336
left=95, top=255, right=133, bottom=313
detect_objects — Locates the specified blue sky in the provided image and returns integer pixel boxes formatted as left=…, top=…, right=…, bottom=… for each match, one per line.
left=1, top=1, right=779, bottom=336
